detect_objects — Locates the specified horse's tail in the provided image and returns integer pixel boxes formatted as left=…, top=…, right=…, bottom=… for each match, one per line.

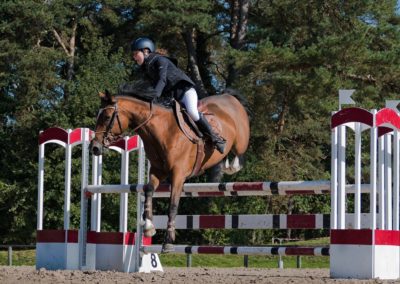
left=222, top=88, right=253, bottom=121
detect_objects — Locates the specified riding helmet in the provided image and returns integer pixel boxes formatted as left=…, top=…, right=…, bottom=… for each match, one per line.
left=131, top=37, right=155, bottom=53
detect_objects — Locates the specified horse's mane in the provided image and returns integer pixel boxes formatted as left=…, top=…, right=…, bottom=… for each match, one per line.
left=221, top=88, right=253, bottom=121
left=116, top=95, right=175, bottom=110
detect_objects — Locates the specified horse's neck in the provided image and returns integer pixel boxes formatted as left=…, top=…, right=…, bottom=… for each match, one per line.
left=120, top=97, right=171, bottom=137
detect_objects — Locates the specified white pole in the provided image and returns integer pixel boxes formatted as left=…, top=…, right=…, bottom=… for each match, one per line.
left=37, top=133, right=45, bottom=230
left=91, top=155, right=101, bottom=232
left=119, top=136, right=129, bottom=233
left=338, top=125, right=346, bottom=229
left=354, top=123, right=361, bottom=229
left=331, top=114, right=338, bottom=230
left=385, top=134, right=392, bottom=230
left=378, top=135, right=385, bottom=229
left=64, top=129, right=72, bottom=231
left=394, top=129, right=399, bottom=230
left=134, top=138, right=146, bottom=272
left=370, top=110, right=377, bottom=230
left=96, top=155, right=102, bottom=232
left=79, top=128, right=90, bottom=269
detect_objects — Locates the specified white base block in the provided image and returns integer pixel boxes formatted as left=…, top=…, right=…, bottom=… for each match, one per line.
left=331, top=244, right=399, bottom=279
left=95, top=244, right=138, bottom=272
left=36, top=243, right=79, bottom=270
left=330, top=244, right=373, bottom=279
left=95, top=244, right=124, bottom=271
left=374, top=245, right=400, bottom=279
left=85, top=243, right=97, bottom=270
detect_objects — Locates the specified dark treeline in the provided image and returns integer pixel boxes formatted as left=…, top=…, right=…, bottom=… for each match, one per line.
left=1, top=0, right=400, bottom=245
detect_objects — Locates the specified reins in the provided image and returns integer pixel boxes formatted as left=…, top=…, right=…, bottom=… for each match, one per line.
left=133, top=100, right=153, bottom=132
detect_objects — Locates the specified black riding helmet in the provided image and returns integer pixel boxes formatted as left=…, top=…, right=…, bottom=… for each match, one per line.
left=131, top=37, right=155, bottom=53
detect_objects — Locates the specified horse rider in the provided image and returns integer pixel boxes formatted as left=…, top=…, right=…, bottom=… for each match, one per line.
left=119, top=37, right=226, bottom=154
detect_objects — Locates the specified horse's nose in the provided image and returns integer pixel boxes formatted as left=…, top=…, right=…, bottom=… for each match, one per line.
left=90, top=140, right=103, bottom=156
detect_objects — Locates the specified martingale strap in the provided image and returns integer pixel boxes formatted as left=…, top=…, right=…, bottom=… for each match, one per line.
left=190, top=139, right=205, bottom=178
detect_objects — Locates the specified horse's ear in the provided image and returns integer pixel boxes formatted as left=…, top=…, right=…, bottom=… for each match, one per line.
left=98, top=91, right=107, bottom=99
left=98, top=89, right=115, bottom=103
left=105, top=89, right=116, bottom=103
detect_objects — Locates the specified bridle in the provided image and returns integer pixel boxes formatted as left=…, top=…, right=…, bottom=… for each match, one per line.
left=95, top=103, right=123, bottom=147
left=95, top=99, right=154, bottom=147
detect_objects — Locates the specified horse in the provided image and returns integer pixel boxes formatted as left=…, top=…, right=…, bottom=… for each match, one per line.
left=91, top=90, right=250, bottom=252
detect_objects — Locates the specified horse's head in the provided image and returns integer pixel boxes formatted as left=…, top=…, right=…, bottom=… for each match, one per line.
left=91, top=90, right=126, bottom=156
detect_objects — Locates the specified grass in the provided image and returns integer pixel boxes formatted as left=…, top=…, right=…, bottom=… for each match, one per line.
left=0, top=237, right=330, bottom=268
left=0, top=249, right=35, bottom=266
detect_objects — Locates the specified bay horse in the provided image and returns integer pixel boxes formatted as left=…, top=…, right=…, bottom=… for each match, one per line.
left=91, top=90, right=250, bottom=252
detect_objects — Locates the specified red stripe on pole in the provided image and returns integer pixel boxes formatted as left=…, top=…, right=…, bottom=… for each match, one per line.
left=69, top=128, right=83, bottom=144
left=198, top=192, right=225, bottom=197
left=331, top=108, right=373, bottom=129
left=37, top=229, right=67, bottom=243
left=198, top=246, right=225, bottom=254
left=330, top=229, right=373, bottom=245
left=142, top=236, right=152, bottom=245
left=87, top=231, right=152, bottom=245
left=87, top=232, right=124, bottom=244
left=287, top=215, right=316, bottom=229
left=285, top=190, right=322, bottom=195
left=155, top=184, right=171, bottom=192
left=285, top=247, right=315, bottom=255
left=127, top=135, right=139, bottom=151
left=124, top=232, right=136, bottom=245
left=378, top=127, right=393, bottom=137
left=232, top=182, right=263, bottom=191
left=67, top=230, right=78, bottom=243
left=376, top=108, right=400, bottom=129
left=200, top=216, right=225, bottom=228
left=39, top=127, right=68, bottom=145
left=375, top=230, right=400, bottom=246
left=109, top=138, right=125, bottom=150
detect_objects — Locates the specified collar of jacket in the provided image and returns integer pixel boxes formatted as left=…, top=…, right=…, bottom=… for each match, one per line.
left=143, top=53, right=159, bottom=66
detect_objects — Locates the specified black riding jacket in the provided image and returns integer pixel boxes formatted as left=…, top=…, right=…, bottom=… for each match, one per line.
left=142, top=53, right=195, bottom=100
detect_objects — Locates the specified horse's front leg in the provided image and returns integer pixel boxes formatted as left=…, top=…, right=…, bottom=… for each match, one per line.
left=162, top=172, right=185, bottom=253
left=142, top=170, right=162, bottom=237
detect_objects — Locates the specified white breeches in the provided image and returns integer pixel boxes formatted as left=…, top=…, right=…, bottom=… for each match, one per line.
left=180, top=87, right=200, bottom=121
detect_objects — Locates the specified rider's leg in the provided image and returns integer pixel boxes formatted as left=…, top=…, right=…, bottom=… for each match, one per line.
left=180, top=88, right=226, bottom=154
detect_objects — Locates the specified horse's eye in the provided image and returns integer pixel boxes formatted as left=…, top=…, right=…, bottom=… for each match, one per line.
left=104, top=115, right=111, bottom=121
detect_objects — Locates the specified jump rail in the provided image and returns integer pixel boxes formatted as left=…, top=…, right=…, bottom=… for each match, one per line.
left=142, top=245, right=329, bottom=256
left=85, top=181, right=371, bottom=196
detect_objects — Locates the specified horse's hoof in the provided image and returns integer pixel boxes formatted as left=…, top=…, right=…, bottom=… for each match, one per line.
left=161, top=243, right=175, bottom=253
left=144, top=228, right=156, bottom=237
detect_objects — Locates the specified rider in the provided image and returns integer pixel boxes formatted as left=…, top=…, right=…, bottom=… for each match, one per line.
left=120, top=37, right=226, bottom=154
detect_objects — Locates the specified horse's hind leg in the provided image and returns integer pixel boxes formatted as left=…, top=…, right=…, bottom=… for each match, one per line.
left=162, top=172, right=185, bottom=253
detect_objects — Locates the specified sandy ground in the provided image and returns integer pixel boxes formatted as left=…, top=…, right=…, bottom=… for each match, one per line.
left=1, top=266, right=400, bottom=284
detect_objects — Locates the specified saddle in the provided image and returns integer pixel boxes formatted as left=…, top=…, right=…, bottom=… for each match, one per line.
left=173, top=100, right=223, bottom=177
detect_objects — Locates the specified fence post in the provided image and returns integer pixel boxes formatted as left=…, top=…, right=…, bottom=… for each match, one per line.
left=278, top=255, right=283, bottom=269
left=186, top=254, right=192, bottom=267
left=244, top=255, right=248, bottom=267
left=8, top=246, right=12, bottom=266
left=297, top=256, right=302, bottom=268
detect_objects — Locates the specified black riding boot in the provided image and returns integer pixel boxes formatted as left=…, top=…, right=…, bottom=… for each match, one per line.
left=196, top=113, right=226, bottom=154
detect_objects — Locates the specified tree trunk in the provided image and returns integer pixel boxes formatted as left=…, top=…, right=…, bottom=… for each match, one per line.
left=53, top=20, right=77, bottom=82
left=182, top=29, right=208, bottom=99
left=227, top=0, right=249, bottom=87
